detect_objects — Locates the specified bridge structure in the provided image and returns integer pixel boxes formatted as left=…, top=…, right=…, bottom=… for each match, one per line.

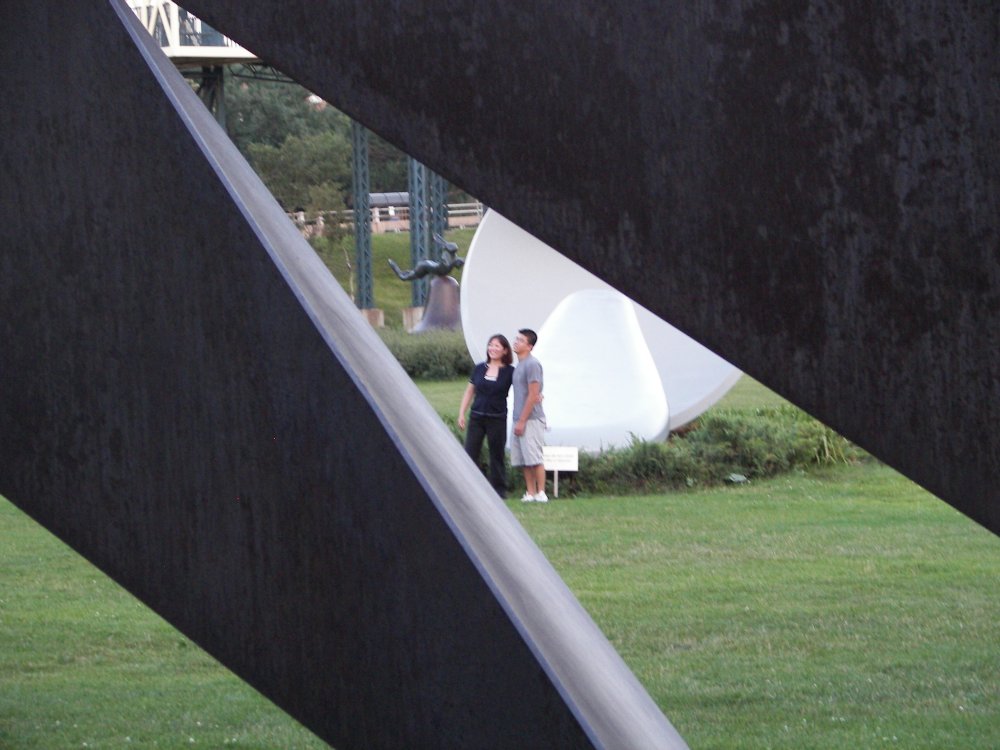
left=126, top=0, right=449, bottom=313
left=126, top=0, right=255, bottom=66
left=126, top=0, right=257, bottom=122
left=1, top=1, right=996, bottom=749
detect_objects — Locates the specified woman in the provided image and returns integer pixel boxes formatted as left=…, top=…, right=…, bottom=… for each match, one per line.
left=458, top=334, right=515, bottom=497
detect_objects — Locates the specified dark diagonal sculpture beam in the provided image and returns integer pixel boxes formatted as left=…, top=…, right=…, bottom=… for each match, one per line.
left=0, top=1, right=686, bottom=748
left=179, top=0, right=999, bottom=534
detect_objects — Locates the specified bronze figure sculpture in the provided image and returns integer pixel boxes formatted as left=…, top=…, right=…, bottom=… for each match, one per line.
left=388, top=233, right=465, bottom=280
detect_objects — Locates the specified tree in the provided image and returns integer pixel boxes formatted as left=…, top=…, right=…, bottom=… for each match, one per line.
left=225, top=69, right=419, bottom=209
left=226, top=69, right=350, bottom=155
left=369, top=132, right=409, bottom=193
left=247, top=130, right=352, bottom=211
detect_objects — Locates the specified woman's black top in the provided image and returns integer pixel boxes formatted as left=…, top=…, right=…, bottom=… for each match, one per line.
left=469, top=362, right=515, bottom=418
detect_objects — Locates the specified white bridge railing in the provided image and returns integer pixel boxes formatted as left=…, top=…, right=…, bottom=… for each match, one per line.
left=127, top=0, right=257, bottom=65
left=290, top=202, right=485, bottom=237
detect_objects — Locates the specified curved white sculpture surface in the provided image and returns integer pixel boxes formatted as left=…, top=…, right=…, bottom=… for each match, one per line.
left=461, top=210, right=741, bottom=445
left=532, top=289, right=669, bottom=450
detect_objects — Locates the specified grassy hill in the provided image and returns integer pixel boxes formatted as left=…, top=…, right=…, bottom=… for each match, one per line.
left=310, top=227, right=474, bottom=329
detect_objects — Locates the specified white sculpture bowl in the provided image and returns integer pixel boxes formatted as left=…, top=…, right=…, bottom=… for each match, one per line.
left=461, top=210, right=740, bottom=448
left=531, top=289, right=669, bottom=451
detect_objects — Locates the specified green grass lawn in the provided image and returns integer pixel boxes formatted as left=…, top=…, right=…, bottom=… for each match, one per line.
left=711, top=374, right=788, bottom=411
left=416, top=373, right=788, bottom=418
left=2, top=464, right=997, bottom=749
left=513, top=463, right=1000, bottom=749
left=0, top=496, right=328, bottom=749
left=3, top=317, right=996, bottom=748
left=414, top=377, right=470, bottom=416
left=317, top=227, right=474, bottom=329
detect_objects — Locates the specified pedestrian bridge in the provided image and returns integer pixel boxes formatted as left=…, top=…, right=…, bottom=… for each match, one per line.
left=126, top=0, right=257, bottom=67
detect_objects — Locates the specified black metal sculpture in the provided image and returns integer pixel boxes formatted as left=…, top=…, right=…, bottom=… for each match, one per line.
left=187, top=0, right=1000, bottom=535
left=389, top=233, right=465, bottom=332
left=2, top=0, right=997, bottom=747
left=387, top=233, right=465, bottom=280
left=2, top=4, right=686, bottom=748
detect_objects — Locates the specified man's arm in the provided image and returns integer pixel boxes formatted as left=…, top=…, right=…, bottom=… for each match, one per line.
left=513, top=380, right=541, bottom=436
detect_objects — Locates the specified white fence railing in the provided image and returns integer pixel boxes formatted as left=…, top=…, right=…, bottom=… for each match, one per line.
left=290, top=202, right=485, bottom=237
left=128, top=0, right=257, bottom=62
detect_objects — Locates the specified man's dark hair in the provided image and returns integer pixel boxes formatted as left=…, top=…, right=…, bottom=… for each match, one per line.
left=518, top=328, right=538, bottom=347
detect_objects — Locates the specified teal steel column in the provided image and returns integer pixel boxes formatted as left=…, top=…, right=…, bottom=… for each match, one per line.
left=429, top=170, right=448, bottom=240
left=407, top=157, right=428, bottom=306
left=352, top=120, right=373, bottom=309
left=191, top=65, right=226, bottom=127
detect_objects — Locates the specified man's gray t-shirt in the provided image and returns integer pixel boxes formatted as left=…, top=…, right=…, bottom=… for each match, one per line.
left=512, top=354, right=545, bottom=422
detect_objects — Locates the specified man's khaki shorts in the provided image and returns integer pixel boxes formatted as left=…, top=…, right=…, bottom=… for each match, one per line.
left=510, top=419, right=545, bottom=466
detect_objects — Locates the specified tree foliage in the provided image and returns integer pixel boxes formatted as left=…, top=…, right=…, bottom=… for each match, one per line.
left=226, top=71, right=348, bottom=152
left=247, top=130, right=352, bottom=211
left=368, top=132, right=410, bottom=193
left=225, top=68, right=412, bottom=211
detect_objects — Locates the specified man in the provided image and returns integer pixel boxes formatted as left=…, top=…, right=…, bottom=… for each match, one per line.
left=511, top=328, right=547, bottom=503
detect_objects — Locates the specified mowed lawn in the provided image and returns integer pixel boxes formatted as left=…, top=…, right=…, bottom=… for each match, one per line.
left=1, top=374, right=997, bottom=748
left=512, top=463, right=999, bottom=749
left=416, top=372, right=790, bottom=417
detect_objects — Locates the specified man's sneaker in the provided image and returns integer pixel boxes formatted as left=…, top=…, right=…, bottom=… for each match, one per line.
left=534, top=491, right=549, bottom=503
left=521, top=492, right=535, bottom=503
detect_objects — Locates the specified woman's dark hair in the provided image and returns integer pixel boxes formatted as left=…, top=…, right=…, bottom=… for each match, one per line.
left=487, top=334, right=513, bottom=365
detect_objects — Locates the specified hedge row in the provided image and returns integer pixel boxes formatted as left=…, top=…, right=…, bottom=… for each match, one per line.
left=448, top=406, right=868, bottom=497
left=561, top=406, right=868, bottom=496
left=377, top=329, right=471, bottom=379
left=379, top=331, right=868, bottom=495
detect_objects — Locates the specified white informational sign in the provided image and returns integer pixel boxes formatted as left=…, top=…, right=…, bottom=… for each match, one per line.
left=543, top=446, right=579, bottom=472
left=543, top=446, right=579, bottom=498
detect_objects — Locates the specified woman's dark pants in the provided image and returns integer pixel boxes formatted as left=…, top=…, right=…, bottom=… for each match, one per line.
left=464, top=415, right=508, bottom=497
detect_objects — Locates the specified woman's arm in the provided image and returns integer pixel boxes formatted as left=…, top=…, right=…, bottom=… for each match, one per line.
left=457, top=382, right=475, bottom=430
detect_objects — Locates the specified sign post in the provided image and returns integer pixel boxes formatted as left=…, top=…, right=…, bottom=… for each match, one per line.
left=542, top=446, right=579, bottom=498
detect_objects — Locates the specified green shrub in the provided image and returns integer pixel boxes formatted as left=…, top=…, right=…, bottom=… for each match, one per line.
left=685, top=406, right=864, bottom=478
left=503, top=406, right=868, bottom=497
left=378, top=329, right=472, bottom=380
